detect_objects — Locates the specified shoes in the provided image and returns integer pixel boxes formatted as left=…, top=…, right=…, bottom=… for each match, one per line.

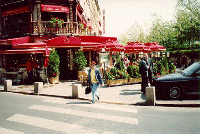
left=92, top=101, right=95, bottom=104
left=97, top=96, right=100, bottom=100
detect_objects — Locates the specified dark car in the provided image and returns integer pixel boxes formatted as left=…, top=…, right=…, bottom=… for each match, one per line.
left=153, top=62, right=200, bottom=99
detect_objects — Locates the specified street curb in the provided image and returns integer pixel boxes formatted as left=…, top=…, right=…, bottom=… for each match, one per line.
left=1, top=90, right=200, bottom=107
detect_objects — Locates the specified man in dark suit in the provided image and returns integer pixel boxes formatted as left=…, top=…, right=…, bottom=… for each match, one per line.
left=139, top=54, right=148, bottom=94
left=147, top=53, right=153, bottom=86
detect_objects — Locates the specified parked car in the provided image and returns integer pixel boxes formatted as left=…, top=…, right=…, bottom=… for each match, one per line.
left=153, top=62, right=200, bottom=99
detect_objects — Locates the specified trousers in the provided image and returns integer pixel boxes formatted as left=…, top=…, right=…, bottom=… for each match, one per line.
left=141, top=77, right=148, bottom=93
left=90, top=83, right=99, bottom=102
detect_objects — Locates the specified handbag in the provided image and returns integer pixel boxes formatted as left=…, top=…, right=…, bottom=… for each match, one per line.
left=85, top=86, right=91, bottom=94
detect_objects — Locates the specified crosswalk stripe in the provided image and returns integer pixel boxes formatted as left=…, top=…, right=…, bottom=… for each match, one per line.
left=43, top=99, right=137, bottom=113
left=29, top=105, right=138, bottom=125
left=7, top=114, right=116, bottom=134
left=0, top=127, right=24, bottom=134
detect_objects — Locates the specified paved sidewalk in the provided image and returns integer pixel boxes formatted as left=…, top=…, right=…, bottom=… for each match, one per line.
left=0, top=81, right=146, bottom=105
left=1, top=80, right=199, bottom=107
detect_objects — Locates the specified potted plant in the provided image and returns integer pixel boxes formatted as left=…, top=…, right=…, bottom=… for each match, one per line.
left=127, top=65, right=141, bottom=84
left=47, top=49, right=60, bottom=84
left=49, top=16, right=64, bottom=28
left=74, top=49, right=87, bottom=80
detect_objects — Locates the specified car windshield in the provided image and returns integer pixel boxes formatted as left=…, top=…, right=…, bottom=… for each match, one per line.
left=182, top=62, right=200, bottom=76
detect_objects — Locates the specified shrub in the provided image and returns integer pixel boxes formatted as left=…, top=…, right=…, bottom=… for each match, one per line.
left=48, top=49, right=60, bottom=77
left=127, top=65, right=140, bottom=78
left=74, top=50, right=87, bottom=72
left=114, top=60, right=124, bottom=70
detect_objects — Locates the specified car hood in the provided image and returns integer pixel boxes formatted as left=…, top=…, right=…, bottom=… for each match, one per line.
left=155, top=73, right=187, bottom=82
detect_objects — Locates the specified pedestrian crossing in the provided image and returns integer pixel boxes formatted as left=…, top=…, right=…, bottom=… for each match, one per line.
left=4, top=98, right=139, bottom=133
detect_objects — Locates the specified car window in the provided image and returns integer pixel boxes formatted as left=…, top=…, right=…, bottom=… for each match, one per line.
left=182, top=62, right=200, bottom=76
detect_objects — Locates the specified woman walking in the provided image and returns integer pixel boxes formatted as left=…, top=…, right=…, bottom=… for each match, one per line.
left=87, top=61, right=103, bottom=104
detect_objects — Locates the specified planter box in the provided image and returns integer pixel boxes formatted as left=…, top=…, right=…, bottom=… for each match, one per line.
left=128, top=77, right=142, bottom=84
left=49, top=77, right=59, bottom=84
left=106, top=79, right=128, bottom=87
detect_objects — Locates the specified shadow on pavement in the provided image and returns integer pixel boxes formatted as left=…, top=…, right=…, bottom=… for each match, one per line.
left=66, top=102, right=91, bottom=104
left=120, top=89, right=142, bottom=95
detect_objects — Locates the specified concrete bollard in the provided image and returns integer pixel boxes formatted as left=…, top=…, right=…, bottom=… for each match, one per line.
left=4, top=80, right=12, bottom=91
left=34, top=82, right=43, bottom=94
left=72, top=84, right=83, bottom=98
left=146, top=87, right=156, bottom=106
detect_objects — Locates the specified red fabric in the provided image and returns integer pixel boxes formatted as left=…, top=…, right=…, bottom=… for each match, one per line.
left=8, top=36, right=33, bottom=46
left=26, top=59, right=33, bottom=71
left=2, top=5, right=29, bottom=17
left=44, top=36, right=81, bottom=46
left=41, top=4, right=69, bottom=13
left=79, top=36, right=118, bottom=43
left=144, top=42, right=166, bottom=51
left=44, top=57, right=49, bottom=67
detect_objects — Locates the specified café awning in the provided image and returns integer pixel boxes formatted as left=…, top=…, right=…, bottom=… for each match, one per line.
left=41, top=4, right=69, bottom=13
left=43, top=36, right=81, bottom=47
left=12, top=42, right=49, bottom=49
left=0, top=48, right=52, bottom=55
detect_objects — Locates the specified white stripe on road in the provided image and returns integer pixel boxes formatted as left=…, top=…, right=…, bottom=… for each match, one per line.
left=0, top=127, right=24, bottom=134
left=7, top=114, right=116, bottom=134
left=28, top=105, right=138, bottom=125
left=43, top=99, right=137, bottom=113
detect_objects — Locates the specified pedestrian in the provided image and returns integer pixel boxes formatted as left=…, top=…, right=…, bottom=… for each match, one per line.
left=145, top=53, right=153, bottom=86
left=139, top=54, right=148, bottom=94
left=26, top=56, right=34, bottom=84
left=87, top=61, right=104, bottom=104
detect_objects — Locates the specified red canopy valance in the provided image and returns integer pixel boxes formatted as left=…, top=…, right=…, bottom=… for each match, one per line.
left=0, top=48, right=52, bottom=55
left=43, top=36, right=81, bottom=47
left=41, top=4, right=69, bottom=13
left=79, top=36, right=118, bottom=43
left=2, top=5, right=29, bottom=17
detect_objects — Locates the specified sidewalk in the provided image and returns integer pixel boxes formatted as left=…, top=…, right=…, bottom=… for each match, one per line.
left=1, top=80, right=199, bottom=107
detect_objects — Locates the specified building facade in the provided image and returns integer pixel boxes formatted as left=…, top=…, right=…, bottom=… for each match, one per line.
left=0, top=0, right=103, bottom=39
left=0, top=0, right=111, bottom=82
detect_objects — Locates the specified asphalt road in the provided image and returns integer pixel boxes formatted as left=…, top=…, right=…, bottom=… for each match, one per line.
left=0, top=92, right=199, bottom=134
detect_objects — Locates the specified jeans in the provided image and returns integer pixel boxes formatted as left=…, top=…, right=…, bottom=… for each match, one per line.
left=90, top=83, right=99, bottom=102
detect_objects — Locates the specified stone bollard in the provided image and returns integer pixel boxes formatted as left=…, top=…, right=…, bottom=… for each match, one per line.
left=72, top=84, right=82, bottom=98
left=4, top=80, right=12, bottom=91
left=34, top=82, right=43, bottom=94
left=145, top=87, right=156, bottom=106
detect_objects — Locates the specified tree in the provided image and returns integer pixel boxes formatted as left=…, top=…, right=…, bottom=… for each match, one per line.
left=119, top=21, right=146, bottom=44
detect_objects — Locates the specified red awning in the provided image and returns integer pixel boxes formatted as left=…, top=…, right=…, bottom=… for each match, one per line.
left=41, top=4, right=69, bottom=13
left=0, top=48, right=52, bottom=55
left=77, top=10, right=87, bottom=27
left=144, top=42, right=166, bottom=51
left=8, top=36, right=33, bottom=46
left=12, top=42, right=49, bottom=49
left=79, top=36, right=118, bottom=43
left=2, top=5, right=29, bottom=17
left=43, top=36, right=81, bottom=47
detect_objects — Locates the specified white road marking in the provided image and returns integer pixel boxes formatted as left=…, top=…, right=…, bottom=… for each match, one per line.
left=29, top=105, right=138, bottom=125
left=0, top=127, right=24, bottom=134
left=43, top=99, right=137, bottom=113
left=6, top=114, right=116, bottom=134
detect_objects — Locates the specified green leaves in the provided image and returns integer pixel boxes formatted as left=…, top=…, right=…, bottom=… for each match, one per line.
left=48, top=49, right=60, bottom=77
left=74, top=50, right=87, bottom=71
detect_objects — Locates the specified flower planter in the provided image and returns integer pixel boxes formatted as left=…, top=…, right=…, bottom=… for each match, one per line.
left=106, top=79, right=128, bottom=87
left=49, top=77, right=59, bottom=84
left=128, top=77, right=142, bottom=84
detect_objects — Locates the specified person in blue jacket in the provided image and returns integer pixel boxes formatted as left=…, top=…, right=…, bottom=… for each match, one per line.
left=139, top=54, right=149, bottom=94
left=87, top=61, right=104, bottom=104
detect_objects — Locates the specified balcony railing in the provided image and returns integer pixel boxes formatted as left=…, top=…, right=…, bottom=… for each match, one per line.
left=32, top=21, right=79, bottom=35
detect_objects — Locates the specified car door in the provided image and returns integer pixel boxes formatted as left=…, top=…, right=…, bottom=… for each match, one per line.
left=187, top=70, right=200, bottom=94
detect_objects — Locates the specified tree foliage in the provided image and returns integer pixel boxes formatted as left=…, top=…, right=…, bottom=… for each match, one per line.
left=119, top=0, right=200, bottom=54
